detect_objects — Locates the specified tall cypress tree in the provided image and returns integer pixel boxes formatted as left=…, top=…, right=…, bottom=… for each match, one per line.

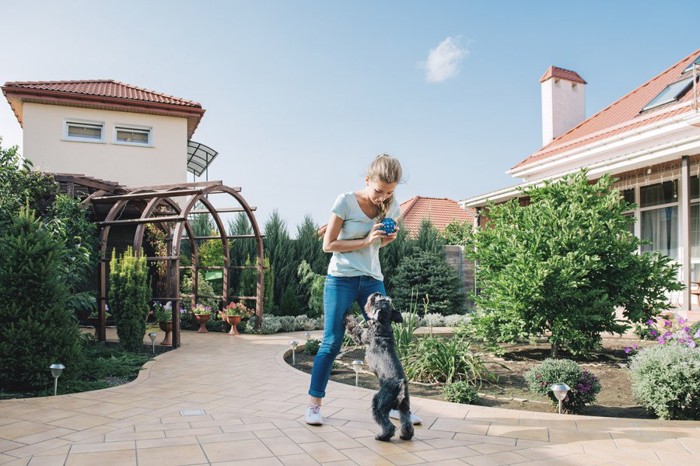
left=228, top=213, right=257, bottom=300
left=264, top=210, right=295, bottom=311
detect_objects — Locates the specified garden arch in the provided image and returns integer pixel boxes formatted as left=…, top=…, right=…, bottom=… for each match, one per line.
left=83, top=180, right=264, bottom=348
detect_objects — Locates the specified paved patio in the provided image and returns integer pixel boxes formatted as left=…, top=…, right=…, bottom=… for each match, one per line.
left=1, top=330, right=700, bottom=466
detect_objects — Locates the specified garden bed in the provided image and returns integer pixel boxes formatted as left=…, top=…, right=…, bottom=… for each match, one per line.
left=285, top=333, right=657, bottom=419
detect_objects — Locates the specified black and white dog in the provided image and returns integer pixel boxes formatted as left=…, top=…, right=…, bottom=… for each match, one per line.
left=345, top=292, right=414, bottom=441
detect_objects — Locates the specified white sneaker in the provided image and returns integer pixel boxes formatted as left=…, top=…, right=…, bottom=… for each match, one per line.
left=389, top=409, right=422, bottom=425
left=305, top=405, right=323, bottom=425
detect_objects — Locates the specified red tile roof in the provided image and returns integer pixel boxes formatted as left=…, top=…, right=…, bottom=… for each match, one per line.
left=399, top=196, right=476, bottom=237
left=539, top=66, right=587, bottom=84
left=2, top=80, right=205, bottom=138
left=513, top=49, right=700, bottom=171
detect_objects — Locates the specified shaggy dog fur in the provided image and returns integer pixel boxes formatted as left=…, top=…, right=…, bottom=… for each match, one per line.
left=345, top=292, right=414, bottom=441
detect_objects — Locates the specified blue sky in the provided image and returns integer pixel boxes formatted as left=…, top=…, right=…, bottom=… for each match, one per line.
left=1, top=0, right=699, bottom=233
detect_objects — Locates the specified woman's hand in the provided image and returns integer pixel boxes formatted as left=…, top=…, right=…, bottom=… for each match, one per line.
left=379, top=224, right=399, bottom=247
left=365, top=222, right=388, bottom=245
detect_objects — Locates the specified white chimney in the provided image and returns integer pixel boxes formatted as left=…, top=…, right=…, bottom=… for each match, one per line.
left=540, top=66, right=586, bottom=146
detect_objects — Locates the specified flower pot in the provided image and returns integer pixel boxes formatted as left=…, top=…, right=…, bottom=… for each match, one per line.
left=226, top=315, right=242, bottom=335
left=194, top=314, right=211, bottom=333
left=158, top=321, right=173, bottom=346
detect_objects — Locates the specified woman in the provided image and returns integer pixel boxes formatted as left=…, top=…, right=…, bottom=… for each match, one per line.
left=305, top=154, right=420, bottom=426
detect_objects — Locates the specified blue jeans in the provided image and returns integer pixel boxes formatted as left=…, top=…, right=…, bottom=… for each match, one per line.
left=308, top=275, right=386, bottom=399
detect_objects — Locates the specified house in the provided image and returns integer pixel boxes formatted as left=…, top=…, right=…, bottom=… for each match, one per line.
left=461, top=50, right=700, bottom=313
left=1, top=80, right=215, bottom=187
left=399, top=196, right=476, bottom=237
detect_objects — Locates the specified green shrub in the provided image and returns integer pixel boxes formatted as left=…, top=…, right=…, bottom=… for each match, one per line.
left=390, top=250, right=464, bottom=315
left=525, top=358, right=601, bottom=413
left=295, top=315, right=321, bottom=331
left=278, top=315, right=296, bottom=332
left=444, top=314, right=471, bottom=327
left=0, top=207, right=84, bottom=392
left=629, top=345, right=700, bottom=420
left=443, top=381, right=479, bottom=404
left=422, top=313, right=446, bottom=327
left=258, top=316, right=283, bottom=334
left=109, top=247, right=151, bottom=352
left=403, top=335, right=491, bottom=385
left=304, top=338, right=321, bottom=355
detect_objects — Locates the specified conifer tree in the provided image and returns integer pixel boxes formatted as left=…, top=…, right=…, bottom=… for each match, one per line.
left=0, top=207, right=84, bottom=392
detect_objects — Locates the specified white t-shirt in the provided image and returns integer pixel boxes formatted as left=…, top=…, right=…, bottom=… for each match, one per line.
left=326, top=192, right=401, bottom=281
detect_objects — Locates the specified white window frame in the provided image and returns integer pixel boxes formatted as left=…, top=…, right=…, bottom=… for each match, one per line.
left=113, top=124, right=153, bottom=147
left=63, top=119, right=105, bottom=143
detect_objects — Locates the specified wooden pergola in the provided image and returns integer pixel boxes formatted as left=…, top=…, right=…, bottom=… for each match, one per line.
left=81, top=180, right=264, bottom=348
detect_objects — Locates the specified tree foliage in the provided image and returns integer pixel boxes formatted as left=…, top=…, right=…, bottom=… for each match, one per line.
left=465, top=171, right=682, bottom=356
left=0, top=139, right=60, bottom=232
left=0, top=207, right=84, bottom=392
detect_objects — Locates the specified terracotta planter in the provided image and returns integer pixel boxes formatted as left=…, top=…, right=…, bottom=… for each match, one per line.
left=194, top=314, right=211, bottom=333
left=226, top=315, right=242, bottom=335
left=158, top=321, right=173, bottom=346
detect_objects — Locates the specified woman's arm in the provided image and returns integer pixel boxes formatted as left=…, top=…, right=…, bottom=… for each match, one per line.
left=322, top=214, right=386, bottom=253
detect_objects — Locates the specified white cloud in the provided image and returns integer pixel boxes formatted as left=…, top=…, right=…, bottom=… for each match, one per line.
left=423, top=36, right=468, bottom=83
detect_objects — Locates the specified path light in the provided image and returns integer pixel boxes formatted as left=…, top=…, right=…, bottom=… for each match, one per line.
left=148, top=332, right=157, bottom=355
left=49, top=363, right=65, bottom=396
left=303, top=331, right=310, bottom=342
left=551, top=383, right=570, bottom=414
left=289, top=339, right=299, bottom=365
left=351, top=359, right=364, bottom=387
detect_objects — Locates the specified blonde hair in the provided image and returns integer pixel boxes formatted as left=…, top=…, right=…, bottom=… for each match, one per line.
left=367, top=154, right=403, bottom=219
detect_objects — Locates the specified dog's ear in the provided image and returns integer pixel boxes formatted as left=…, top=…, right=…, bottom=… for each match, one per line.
left=390, top=308, right=403, bottom=323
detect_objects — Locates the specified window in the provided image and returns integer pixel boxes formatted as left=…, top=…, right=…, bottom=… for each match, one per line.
left=641, top=76, right=695, bottom=112
left=639, top=180, right=679, bottom=260
left=683, top=56, right=700, bottom=74
left=65, top=121, right=103, bottom=141
left=115, top=126, right=151, bottom=145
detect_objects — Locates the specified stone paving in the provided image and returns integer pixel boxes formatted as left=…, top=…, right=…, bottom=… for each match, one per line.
left=1, top=330, right=700, bottom=465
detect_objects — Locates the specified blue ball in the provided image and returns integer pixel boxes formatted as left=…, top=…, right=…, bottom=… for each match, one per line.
left=380, top=218, right=396, bottom=234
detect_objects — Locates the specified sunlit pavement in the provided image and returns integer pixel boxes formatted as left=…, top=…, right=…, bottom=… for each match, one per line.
left=1, top=329, right=700, bottom=465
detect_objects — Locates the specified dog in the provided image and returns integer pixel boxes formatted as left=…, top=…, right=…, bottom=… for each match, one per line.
left=345, top=292, right=414, bottom=441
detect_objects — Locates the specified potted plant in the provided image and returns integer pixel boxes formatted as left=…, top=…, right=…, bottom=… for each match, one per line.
left=153, top=301, right=173, bottom=345
left=221, top=301, right=254, bottom=335
left=192, top=304, right=213, bottom=333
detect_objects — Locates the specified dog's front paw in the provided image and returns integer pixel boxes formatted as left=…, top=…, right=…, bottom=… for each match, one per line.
left=344, top=313, right=364, bottom=345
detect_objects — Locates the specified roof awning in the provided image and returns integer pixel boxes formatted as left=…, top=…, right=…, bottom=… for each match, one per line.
left=187, top=140, right=218, bottom=177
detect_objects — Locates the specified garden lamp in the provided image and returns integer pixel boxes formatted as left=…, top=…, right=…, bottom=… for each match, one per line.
left=303, top=331, right=311, bottom=342
left=148, top=332, right=157, bottom=355
left=49, top=363, right=65, bottom=396
left=351, top=359, right=364, bottom=387
left=289, top=339, right=299, bottom=365
left=551, top=383, right=570, bottom=414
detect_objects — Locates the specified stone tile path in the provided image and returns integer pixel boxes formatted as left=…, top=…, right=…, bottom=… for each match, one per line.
left=1, top=330, right=699, bottom=465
